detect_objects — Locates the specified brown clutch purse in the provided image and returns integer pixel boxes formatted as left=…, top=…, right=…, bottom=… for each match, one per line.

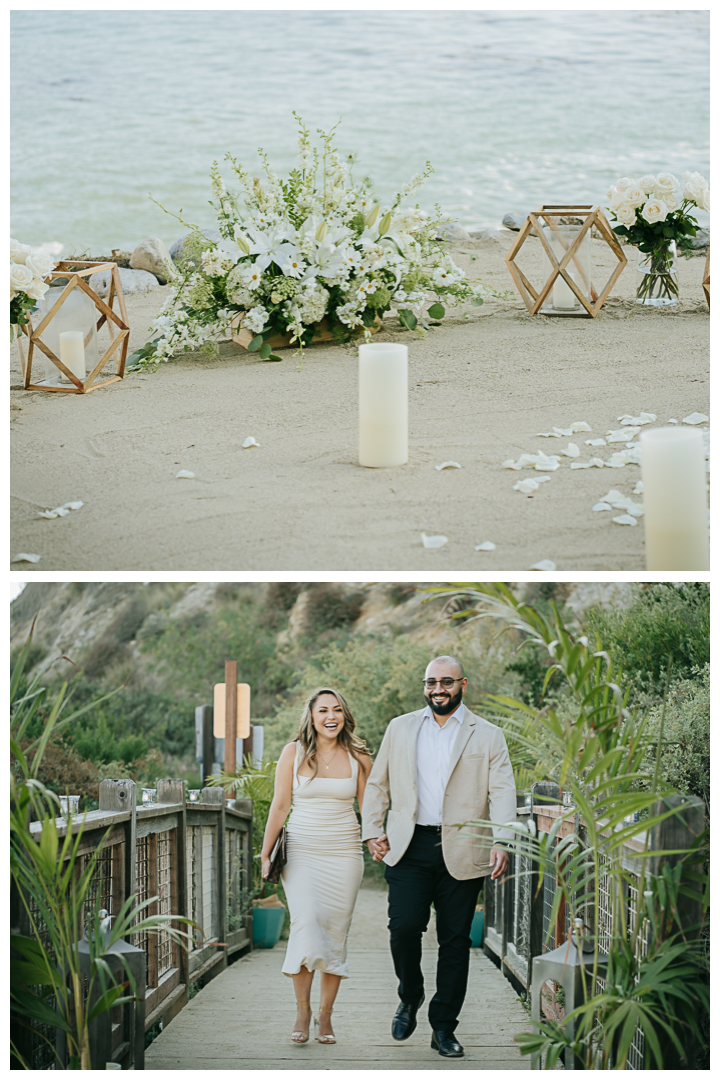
left=265, top=827, right=287, bottom=884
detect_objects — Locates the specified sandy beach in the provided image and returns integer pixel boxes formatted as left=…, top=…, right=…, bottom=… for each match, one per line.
left=10, top=233, right=709, bottom=572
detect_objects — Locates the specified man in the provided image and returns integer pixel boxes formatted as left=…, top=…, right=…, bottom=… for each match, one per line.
left=361, top=655, right=516, bottom=1058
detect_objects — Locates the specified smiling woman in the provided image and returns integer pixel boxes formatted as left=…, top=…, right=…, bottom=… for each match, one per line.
left=260, top=686, right=373, bottom=1044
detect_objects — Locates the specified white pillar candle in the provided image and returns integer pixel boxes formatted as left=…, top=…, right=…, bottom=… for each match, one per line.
left=58, top=330, right=86, bottom=383
left=640, top=427, right=709, bottom=570
left=358, top=343, right=408, bottom=467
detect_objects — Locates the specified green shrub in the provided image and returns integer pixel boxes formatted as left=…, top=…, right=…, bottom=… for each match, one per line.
left=298, top=584, right=365, bottom=634
left=585, top=584, right=709, bottom=696
left=141, top=599, right=294, bottom=717
left=646, top=666, right=710, bottom=812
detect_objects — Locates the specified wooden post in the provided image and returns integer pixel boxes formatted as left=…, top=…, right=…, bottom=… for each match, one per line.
left=648, top=795, right=706, bottom=934
left=224, top=661, right=238, bottom=775
left=99, top=779, right=137, bottom=922
left=197, top=705, right=214, bottom=787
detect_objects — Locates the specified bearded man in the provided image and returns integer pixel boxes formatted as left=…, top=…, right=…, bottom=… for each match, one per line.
left=361, top=654, right=516, bottom=1058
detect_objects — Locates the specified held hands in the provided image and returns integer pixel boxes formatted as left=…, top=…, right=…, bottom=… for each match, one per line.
left=366, top=834, right=389, bottom=862
left=489, top=847, right=509, bottom=881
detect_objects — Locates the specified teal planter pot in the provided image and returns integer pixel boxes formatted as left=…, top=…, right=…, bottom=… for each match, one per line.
left=470, top=908, right=484, bottom=948
left=252, top=906, right=285, bottom=948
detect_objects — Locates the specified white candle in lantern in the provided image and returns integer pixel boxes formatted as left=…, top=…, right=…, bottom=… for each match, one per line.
left=640, top=427, right=709, bottom=570
left=358, top=343, right=408, bottom=467
left=58, top=330, right=86, bottom=383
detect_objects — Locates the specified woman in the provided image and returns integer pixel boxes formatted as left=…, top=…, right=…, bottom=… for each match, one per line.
left=261, top=687, right=372, bottom=1045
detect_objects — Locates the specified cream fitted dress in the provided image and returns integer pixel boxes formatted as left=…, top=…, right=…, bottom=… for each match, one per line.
left=281, top=742, right=364, bottom=978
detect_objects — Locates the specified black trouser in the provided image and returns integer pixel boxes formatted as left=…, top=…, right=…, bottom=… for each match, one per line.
left=384, top=825, right=482, bottom=1033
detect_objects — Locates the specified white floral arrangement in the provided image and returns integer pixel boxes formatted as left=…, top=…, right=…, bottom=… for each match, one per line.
left=10, top=239, right=56, bottom=341
left=606, top=171, right=709, bottom=252
left=133, top=117, right=501, bottom=370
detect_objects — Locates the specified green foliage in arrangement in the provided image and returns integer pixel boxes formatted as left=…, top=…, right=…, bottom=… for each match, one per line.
left=425, top=583, right=709, bottom=1070
left=10, top=628, right=194, bottom=1070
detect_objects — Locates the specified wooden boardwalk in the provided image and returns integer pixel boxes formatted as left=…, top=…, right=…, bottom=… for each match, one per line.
left=145, top=886, right=531, bottom=1070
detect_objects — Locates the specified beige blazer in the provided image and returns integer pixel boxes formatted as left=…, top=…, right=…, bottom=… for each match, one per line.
left=361, top=706, right=517, bottom=880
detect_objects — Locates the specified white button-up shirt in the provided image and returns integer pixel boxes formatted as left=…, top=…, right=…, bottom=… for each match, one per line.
left=415, top=701, right=465, bottom=825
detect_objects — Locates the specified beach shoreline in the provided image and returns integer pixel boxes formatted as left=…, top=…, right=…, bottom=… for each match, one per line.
left=10, top=235, right=709, bottom=572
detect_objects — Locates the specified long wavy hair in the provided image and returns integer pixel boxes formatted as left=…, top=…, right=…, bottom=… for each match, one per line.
left=295, top=687, right=371, bottom=781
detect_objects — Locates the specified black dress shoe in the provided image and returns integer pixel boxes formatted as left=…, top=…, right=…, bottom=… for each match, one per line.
left=431, top=1030, right=464, bottom=1057
left=391, top=994, right=425, bottom=1040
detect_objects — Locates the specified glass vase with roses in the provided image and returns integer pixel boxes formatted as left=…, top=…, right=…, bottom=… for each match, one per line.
left=606, top=172, right=709, bottom=306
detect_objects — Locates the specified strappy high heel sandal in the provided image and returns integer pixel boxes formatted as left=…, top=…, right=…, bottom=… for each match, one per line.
left=314, top=1006, right=336, bottom=1044
left=290, top=999, right=311, bottom=1043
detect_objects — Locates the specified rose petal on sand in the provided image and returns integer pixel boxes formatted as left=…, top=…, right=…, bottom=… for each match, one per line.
left=54, top=507, right=70, bottom=517
left=13, top=553, right=40, bottom=563
left=612, top=514, right=638, bottom=526
left=242, top=436, right=261, bottom=447
left=633, top=480, right=644, bottom=495
left=38, top=510, right=60, bottom=519
left=599, top=489, right=627, bottom=507
left=561, top=443, right=580, bottom=458
left=514, top=479, right=539, bottom=493
left=571, top=457, right=604, bottom=469
left=422, top=532, right=448, bottom=549
left=618, top=412, right=656, bottom=425
left=537, top=431, right=562, bottom=438
left=593, top=502, right=612, bottom=511
left=530, top=560, right=556, bottom=571
left=569, top=421, right=592, bottom=433
left=475, top=541, right=496, bottom=551
left=607, top=427, right=641, bottom=442
left=176, top=470, right=195, bottom=479
left=62, top=501, right=84, bottom=511
left=585, top=438, right=606, bottom=446
left=503, top=459, right=523, bottom=470
left=535, top=460, right=560, bottom=472
left=436, top=461, right=462, bottom=470
left=667, top=418, right=678, bottom=424
left=682, top=413, right=709, bottom=425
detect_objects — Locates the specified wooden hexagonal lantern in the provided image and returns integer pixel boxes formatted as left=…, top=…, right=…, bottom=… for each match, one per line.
left=505, top=204, right=627, bottom=318
left=17, top=261, right=130, bottom=393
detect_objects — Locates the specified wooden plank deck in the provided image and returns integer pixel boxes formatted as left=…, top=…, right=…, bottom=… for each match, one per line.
left=145, top=885, right=532, bottom=1070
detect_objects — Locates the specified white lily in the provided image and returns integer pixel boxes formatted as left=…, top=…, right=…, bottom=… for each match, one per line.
left=246, top=224, right=298, bottom=271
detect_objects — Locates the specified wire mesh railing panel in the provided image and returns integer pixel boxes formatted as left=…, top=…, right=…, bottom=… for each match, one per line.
left=77, top=845, right=114, bottom=936
left=186, top=827, right=198, bottom=946
left=225, top=829, right=245, bottom=931
left=596, top=855, right=612, bottom=958
left=542, top=840, right=557, bottom=950
left=514, top=848, right=531, bottom=962
left=133, top=836, right=149, bottom=979
left=201, top=828, right=215, bottom=940
left=156, top=830, right=173, bottom=979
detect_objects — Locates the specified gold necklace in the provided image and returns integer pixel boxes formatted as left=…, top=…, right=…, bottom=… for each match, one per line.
left=316, top=746, right=339, bottom=771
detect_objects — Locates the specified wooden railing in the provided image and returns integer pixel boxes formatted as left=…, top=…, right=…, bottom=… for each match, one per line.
left=17, top=778, right=253, bottom=1070
left=483, top=788, right=705, bottom=1070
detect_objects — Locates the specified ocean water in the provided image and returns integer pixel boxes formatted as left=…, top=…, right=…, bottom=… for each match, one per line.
left=11, top=9, right=710, bottom=255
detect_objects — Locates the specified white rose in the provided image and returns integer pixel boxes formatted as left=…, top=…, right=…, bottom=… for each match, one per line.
left=9, top=263, right=35, bottom=291
left=614, top=205, right=637, bottom=227
left=636, top=175, right=658, bottom=194
left=614, top=177, right=635, bottom=193
left=24, top=278, right=50, bottom=301
left=606, top=186, right=625, bottom=210
left=620, top=185, right=646, bottom=210
left=654, top=172, right=680, bottom=197
left=25, top=250, right=55, bottom=278
left=682, top=170, right=708, bottom=203
left=660, top=188, right=682, bottom=212
left=11, top=243, right=33, bottom=265
left=700, top=188, right=710, bottom=212
left=641, top=199, right=669, bottom=224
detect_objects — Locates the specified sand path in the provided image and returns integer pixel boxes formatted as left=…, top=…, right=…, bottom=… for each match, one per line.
left=10, top=235, right=709, bottom=571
